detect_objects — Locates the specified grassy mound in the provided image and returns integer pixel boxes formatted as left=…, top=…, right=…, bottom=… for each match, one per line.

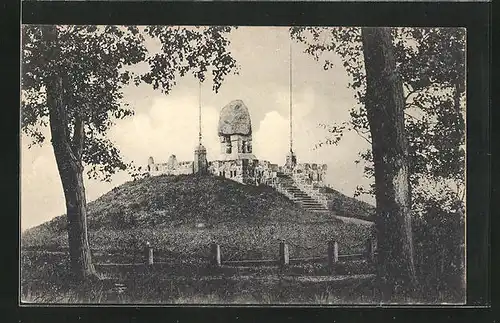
left=321, top=187, right=376, bottom=221
left=22, top=174, right=372, bottom=261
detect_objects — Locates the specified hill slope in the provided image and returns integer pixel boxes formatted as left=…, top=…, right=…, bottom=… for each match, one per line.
left=322, top=187, right=375, bottom=221
left=22, top=174, right=373, bottom=260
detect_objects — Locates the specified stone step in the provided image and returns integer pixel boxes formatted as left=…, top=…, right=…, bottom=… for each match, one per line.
left=300, top=205, right=327, bottom=209
left=299, top=202, right=323, bottom=206
left=276, top=176, right=330, bottom=213
left=294, top=197, right=322, bottom=202
left=304, top=206, right=328, bottom=210
left=297, top=201, right=318, bottom=204
left=300, top=202, right=324, bottom=205
left=303, top=205, right=328, bottom=209
left=294, top=197, right=318, bottom=201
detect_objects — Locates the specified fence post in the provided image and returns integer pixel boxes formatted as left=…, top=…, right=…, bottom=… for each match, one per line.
left=366, top=238, right=375, bottom=264
left=145, top=242, right=154, bottom=266
left=327, top=240, right=339, bottom=273
left=211, top=242, right=221, bottom=267
left=279, top=241, right=289, bottom=267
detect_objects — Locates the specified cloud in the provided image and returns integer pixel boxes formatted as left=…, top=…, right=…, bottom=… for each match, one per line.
left=21, top=143, right=65, bottom=230
left=109, top=93, right=222, bottom=165
left=253, top=111, right=290, bottom=165
left=20, top=27, right=377, bottom=230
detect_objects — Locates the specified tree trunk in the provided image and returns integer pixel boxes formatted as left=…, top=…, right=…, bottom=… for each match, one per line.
left=361, top=27, right=418, bottom=301
left=42, top=25, right=97, bottom=282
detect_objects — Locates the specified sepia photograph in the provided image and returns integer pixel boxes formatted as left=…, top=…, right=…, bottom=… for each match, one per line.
left=20, top=0, right=491, bottom=2
left=20, top=25, right=466, bottom=305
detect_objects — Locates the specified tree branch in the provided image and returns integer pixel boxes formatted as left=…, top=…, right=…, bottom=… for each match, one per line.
left=47, top=75, right=80, bottom=166
left=352, top=127, right=372, bottom=145
left=406, top=102, right=427, bottom=112
left=42, top=26, right=81, bottom=169
left=404, top=89, right=417, bottom=102
left=404, top=111, right=420, bottom=121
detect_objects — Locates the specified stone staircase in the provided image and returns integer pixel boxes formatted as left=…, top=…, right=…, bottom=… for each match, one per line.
left=274, top=173, right=330, bottom=213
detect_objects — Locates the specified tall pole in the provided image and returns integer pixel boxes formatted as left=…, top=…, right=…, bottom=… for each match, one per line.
left=198, top=80, right=202, bottom=146
left=289, top=41, right=293, bottom=154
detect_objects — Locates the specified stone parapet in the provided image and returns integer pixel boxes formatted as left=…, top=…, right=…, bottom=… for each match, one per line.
left=207, top=158, right=279, bottom=185
left=147, top=160, right=193, bottom=176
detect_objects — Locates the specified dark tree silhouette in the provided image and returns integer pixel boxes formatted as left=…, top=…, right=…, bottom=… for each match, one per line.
left=21, top=25, right=238, bottom=281
left=361, top=27, right=417, bottom=299
left=292, top=26, right=466, bottom=300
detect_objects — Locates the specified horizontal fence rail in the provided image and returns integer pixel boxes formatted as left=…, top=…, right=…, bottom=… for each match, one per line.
left=26, top=239, right=377, bottom=277
left=222, top=259, right=277, bottom=266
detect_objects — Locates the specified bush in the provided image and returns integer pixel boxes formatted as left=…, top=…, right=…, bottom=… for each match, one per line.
left=413, top=201, right=465, bottom=302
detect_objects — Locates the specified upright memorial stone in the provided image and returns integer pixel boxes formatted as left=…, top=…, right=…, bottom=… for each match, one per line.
left=211, top=242, right=221, bottom=267
left=145, top=241, right=154, bottom=266
left=279, top=241, right=289, bottom=267
left=328, top=240, right=339, bottom=274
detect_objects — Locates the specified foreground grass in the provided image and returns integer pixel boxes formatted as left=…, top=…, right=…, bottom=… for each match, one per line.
left=21, top=274, right=379, bottom=305
left=21, top=250, right=380, bottom=304
left=20, top=250, right=463, bottom=304
left=20, top=175, right=462, bottom=304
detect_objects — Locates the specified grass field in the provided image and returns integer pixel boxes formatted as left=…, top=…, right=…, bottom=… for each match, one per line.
left=23, top=174, right=458, bottom=304
left=21, top=247, right=463, bottom=304
left=22, top=221, right=372, bottom=261
left=21, top=249, right=380, bottom=304
left=22, top=174, right=375, bottom=261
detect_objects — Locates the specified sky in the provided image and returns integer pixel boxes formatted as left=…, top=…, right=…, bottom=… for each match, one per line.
left=20, top=26, right=374, bottom=231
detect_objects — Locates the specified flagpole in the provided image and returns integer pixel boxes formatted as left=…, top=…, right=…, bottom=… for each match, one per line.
left=198, top=80, right=202, bottom=146
left=289, top=40, right=293, bottom=154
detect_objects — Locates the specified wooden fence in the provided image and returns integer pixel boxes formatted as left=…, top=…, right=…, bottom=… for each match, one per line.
left=139, top=238, right=377, bottom=273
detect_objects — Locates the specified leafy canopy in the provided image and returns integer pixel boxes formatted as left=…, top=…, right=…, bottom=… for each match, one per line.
left=290, top=27, right=466, bottom=212
left=21, top=25, right=238, bottom=181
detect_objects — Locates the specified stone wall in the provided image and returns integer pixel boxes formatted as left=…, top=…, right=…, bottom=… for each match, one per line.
left=208, top=159, right=279, bottom=185
left=291, top=163, right=328, bottom=187
left=147, top=156, right=326, bottom=188
left=147, top=160, right=193, bottom=176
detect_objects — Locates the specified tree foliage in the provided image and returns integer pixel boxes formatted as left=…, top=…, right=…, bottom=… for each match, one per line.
left=22, top=25, right=238, bottom=181
left=21, top=25, right=238, bottom=280
left=292, top=27, right=466, bottom=300
left=290, top=27, right=465, bottom=201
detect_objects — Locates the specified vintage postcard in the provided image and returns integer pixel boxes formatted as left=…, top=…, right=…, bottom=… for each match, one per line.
left=20, top=0, right=491, bottom=2
left=20, top=26, right=466, bottom=305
